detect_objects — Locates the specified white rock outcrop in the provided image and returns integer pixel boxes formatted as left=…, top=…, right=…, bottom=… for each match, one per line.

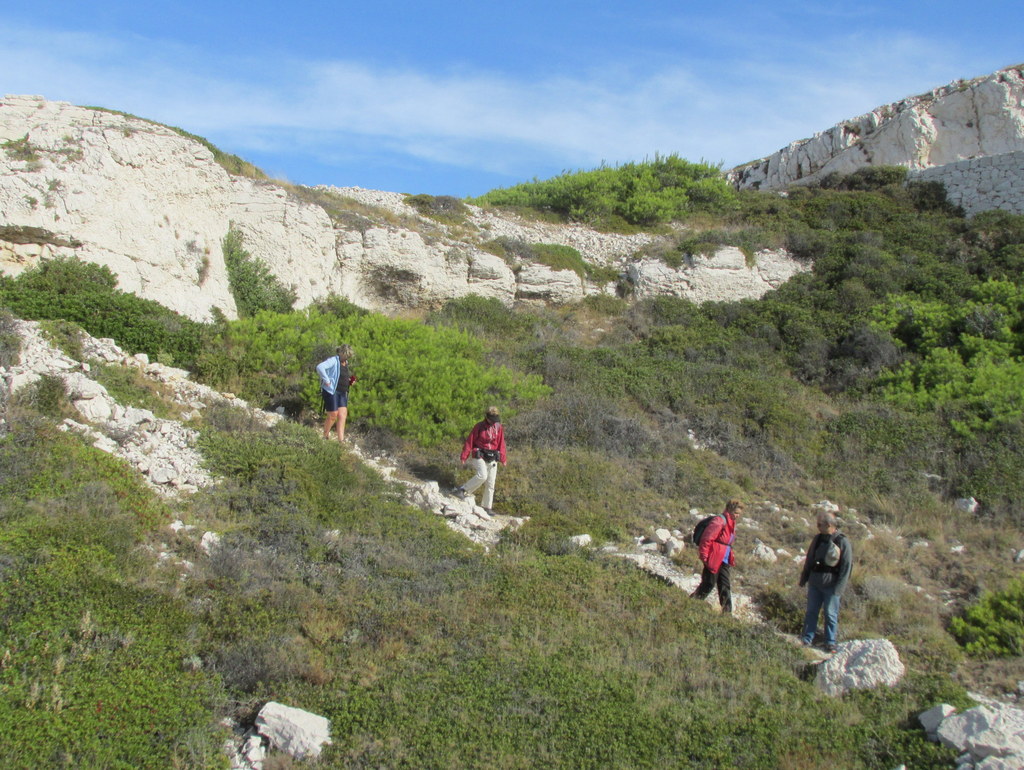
left=922, top=702, right=1024, bottom=768
left=1, top=94, right=807, bottom=321
left=729, top=66, right=1024, bottom=191
left=626, top=247, right=810, bottom=304
left=0, top=319, right=279, bottom=495
left=815, top=638, right=906, bottom=696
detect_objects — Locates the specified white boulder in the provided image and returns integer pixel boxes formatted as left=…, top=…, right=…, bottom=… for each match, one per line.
left=815, top=639, right=906, bottom=697
left=255, top=701, right=332, bottom=760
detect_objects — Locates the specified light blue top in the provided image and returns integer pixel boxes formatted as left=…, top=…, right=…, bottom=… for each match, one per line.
left=316, top=355, right=342, bottom=395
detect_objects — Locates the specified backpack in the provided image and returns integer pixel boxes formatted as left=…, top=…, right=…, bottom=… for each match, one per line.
left=692, top=514, right=724, bottom=546
left=823, top=534, right=843, bottom=567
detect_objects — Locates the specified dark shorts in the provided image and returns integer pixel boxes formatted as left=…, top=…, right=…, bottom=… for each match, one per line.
left=321, top=389, right=348, bottom=412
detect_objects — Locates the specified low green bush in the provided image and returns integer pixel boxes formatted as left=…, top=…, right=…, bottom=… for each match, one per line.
left=405, top=193, right=469, bottom=224
left=470, top=154, right=736, bottom=228
left=0, top=257, right=206, bottom=368
left=950, top=575, right=1024, bottom=657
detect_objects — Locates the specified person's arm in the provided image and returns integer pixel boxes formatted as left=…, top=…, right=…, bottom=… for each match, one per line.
left=834, top=536, right=853, bottom=595
left=497, top=425, right=507, bottom=465
left=315, top=358, right=332, bottom=388
left=798, top=536, right=816, bottom=587
left=698, top=516, right=724, bottom=564
left=460, top=423, right=480, bottom=463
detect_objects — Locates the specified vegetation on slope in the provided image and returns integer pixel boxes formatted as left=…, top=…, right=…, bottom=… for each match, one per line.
left=1, top=163, right=1023, bottom=766
left=469, top=154, right=736, bottom=229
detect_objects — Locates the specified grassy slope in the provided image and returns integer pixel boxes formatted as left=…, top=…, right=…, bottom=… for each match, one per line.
left=3, top=164, right=1024, bottom=766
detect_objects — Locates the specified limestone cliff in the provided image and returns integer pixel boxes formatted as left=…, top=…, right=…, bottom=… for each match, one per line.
left=729, top=65, right=1024, bottom=191
left=0, top=94, right=805, bottom=321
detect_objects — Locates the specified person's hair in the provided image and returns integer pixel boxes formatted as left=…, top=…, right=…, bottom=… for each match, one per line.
left=724, top=498, right=744, bottom=514
left=817, top=511, right=838, bottom=527
left=337, top=344, right=353, bottom=360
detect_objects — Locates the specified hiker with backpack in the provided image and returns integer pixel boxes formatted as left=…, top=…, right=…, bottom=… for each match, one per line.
left=453, top=406, right=506, bottom=514
left=798, top=511, right=853, bottom=653
left=316, top=344, right=356, bottom=442
left=689, top=499, right=744, bottom=613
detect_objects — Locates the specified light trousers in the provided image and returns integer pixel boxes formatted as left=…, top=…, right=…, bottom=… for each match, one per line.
left=462, top=457, right=498, bottom=509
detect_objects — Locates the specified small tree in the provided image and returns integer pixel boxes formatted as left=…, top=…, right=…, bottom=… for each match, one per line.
left=222, top=228, right=296, bottom=318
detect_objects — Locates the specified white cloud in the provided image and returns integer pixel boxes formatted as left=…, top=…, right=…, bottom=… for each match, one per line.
left=0, top=18, right=1011, bottom=184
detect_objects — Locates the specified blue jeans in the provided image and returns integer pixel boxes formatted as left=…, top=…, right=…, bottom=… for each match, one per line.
left=802, top=583, right=841, bottom=646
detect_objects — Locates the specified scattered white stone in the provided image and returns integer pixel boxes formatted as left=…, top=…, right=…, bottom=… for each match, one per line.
left=199, top=531, right=221, bottom=555
left=751, top=539, right=778, bottom=563
left=570, top=534, right=593, bottom=548
left=919, top=704, right=958, bottom=741
left=663, top=536, right=685, bottom=559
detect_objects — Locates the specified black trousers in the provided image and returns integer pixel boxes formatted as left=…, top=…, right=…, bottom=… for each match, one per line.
left=691, top=563, right=732, bottom=612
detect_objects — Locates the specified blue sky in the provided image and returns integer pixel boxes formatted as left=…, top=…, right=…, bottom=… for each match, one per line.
left=3, top=1, right=1022, bottom=197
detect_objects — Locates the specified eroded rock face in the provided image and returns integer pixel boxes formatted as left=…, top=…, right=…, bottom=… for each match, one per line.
left=626, top=247, right=809, bottom=304
left=729, top=66, right=1024, bottom=191
left=1, top=94, right=807, bottom=320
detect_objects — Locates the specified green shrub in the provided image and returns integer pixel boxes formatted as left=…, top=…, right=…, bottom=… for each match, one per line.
left=405, top=194, right=469, bottom=224
left=950, top=575, right=1024, bottom=657
left=870, top=280, right=1024, bottom=434
left=90, top=361, right=182, bottom=419
left=818, top=165, right=909, bottom=191
left=471, top=154, right=735, bottom=227
left=2, top=134, right=40, bottom=162
left=0, top=308, right=20, bottom=368
left=38, top=318, right=85, bottom=360
left=429, top=295, right=537, bottom=339
left=0, top=421, right=170, bottom=529
left=222, top=228, right=296, bottom=317
left=0, top=257, right=206, bottom=368
left=531, top=243, right=588, bottom=277
left=194, top=307, right=550, bottom=444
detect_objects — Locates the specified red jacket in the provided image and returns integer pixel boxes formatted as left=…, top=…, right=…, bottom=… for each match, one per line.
left=698, top=512, right=736, bottom=574
left=460, top=419, right=507, bottom=464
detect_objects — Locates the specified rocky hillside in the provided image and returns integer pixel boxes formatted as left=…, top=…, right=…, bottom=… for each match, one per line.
left=3, top=65, right=1024, bottom=323
left=729, top=64, right=1024, bottom=190
left=5, top=314, right=1024, bottom=769
left=0, top=95, right=804, bottom=322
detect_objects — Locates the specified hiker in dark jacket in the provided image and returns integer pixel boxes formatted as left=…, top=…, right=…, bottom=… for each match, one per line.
left=799, top=511, right=853, bottom=653
left=690, top=498, right=743, bottom=613
left=453, top=406, right=506, bottom=514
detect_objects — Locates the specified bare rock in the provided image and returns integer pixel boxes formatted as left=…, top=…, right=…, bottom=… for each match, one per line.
left=815, top=639, right=905, bottom=697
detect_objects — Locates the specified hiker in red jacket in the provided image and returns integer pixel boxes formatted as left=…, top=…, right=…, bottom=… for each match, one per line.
left=690, top=498, right=744, bottom=613
left=453, top=406, right=506, bottom=514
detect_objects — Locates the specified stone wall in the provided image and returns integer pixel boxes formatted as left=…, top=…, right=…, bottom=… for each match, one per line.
left=908, top=150, right=1024, bottom=216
